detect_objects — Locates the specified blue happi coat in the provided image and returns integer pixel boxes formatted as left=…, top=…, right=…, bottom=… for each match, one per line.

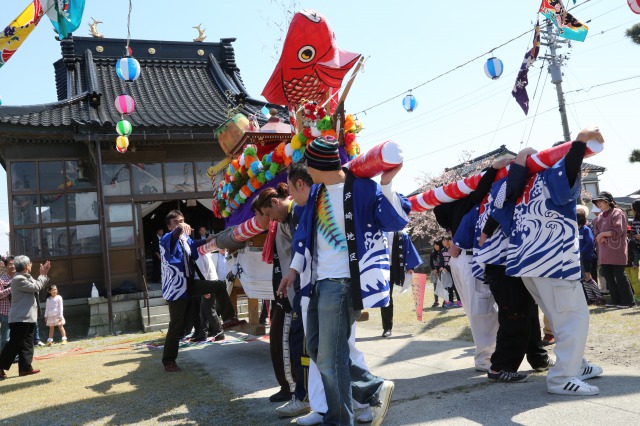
left=290, top=179, right=411, bottom=309
left=505, top=157, right=582, bottom=280
left=160, top=232, right=205, bottom=301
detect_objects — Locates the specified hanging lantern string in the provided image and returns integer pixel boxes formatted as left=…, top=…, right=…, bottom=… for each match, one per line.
left=353, top=2, right=620, bottom=116
left=352, top=25, right=541, bottom=116
left=125, top=0, right=133, bottom=56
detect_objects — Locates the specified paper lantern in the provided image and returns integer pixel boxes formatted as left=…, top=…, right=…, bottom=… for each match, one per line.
left=116, top=57, right=141, bottom=82
left=629, top=0, right=640, bottom=14
left=484, top=57, right=503, bottom=80
left=116, top=119, right=132, bottom=136
left=115, top=95, right=135, bottom=114
left=402, top=94, right=418, bottom=112
left=116, top=135, right=129, bottom=153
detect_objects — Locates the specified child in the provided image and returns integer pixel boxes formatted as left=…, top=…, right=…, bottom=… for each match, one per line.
left=429, top=240, right=445, bottom=307
left=44, top=285, right=67, bottom=345
left=577, top=206, right=605, bottom=305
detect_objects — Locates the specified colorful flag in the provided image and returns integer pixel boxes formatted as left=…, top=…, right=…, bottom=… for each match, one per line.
left=512, top=22, right=541, bottom=115
left=261, top=105, right=270, bottom=117
left=44, top=0, right=86, bottom=40
left=0, top=0, right=44, bottom=69
left=539, top=0, right=588, bottom=42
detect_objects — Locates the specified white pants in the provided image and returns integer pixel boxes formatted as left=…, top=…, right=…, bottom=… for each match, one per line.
left=521, top=277, right=590, bottom=387
left=449, top=253, right=498, bottom=370
left=301, top=296, right=368, bottom=413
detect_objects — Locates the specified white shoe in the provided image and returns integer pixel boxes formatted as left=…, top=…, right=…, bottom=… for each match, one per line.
left=276, top=396, right=310, bottom=417
left=296, top=410, right=323, bottom=426
left=371, top=380, right=394, bottom=426
left=36, top=341, right=46, bottom=347
left=357, top=406, right=374, bottom=423
left=548, top=378, right=599, bottom=396
left=578, top=364, right=603, bottom=380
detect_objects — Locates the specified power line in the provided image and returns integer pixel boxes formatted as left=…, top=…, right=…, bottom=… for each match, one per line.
left=402, top=85, right=638, bottom=163
left=351, top=5, right=626, bottom=117
left=564, top=74, right=640, bottom=94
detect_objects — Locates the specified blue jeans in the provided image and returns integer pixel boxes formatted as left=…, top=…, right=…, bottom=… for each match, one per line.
left=0, top=315, right=9, bottom=351
left=306, top=278, right=383, bottom=425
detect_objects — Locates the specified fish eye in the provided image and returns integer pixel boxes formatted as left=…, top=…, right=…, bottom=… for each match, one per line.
left=297, top=45, right=316, bottom=63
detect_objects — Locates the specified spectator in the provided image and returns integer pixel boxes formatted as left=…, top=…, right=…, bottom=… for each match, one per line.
left=151, top=228, right=164, bottom=283
left=577, top=206, right=605, bottom=305
left=592, top=192, right=635, bottom=309
left=44, top=285, right=67, bottom=345
left=0, top=256, right=14, bottom=351
left=0, top=256, right=51, bottom=379
left=441, top=236, right=461, bottom=307
left=429, top=240, right=445, bottom=307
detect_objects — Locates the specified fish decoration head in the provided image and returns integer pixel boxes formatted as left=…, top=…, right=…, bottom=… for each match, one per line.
left=262, top=9, right=361, bottom=108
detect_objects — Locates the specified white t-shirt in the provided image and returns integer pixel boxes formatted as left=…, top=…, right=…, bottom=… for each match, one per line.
left=316, top=183, right=350, bottom=280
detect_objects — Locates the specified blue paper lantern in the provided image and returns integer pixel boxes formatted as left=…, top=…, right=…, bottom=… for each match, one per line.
left=402, top=94, right=418, bottom=112
left=116, top=57, right=141, bottom=82
left=484, top=57, right=504, bottom=80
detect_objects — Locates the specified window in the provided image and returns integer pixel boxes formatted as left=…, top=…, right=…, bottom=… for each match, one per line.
left=195, top=161, right=215, bottom=192
left=13, top=195, right=38, bottom=225
left=66, top=161, right=96, bottom=189
left=68, top=192, right=99, bottom=222
left=102, top=164, right=131, bottom=196
left=165, top=162, right=194, bottom=193
left=108, top=226, right=135, bottom=247
left=132, top=163, right=163, bottom=195
left=40, top=194, right=67, bottom=224
left=70, top=224, right=101, bottom=255
left=41, top=227, right=68, bottom=257
left=107, top=204, right=133, bottom=223
left=39, top=161, right=65, bottom=191
left=13, top=228, right=41, bottom=259
left=11, top=162, right=37, bottom=192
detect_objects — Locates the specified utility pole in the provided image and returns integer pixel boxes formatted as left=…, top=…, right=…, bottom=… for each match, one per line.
left=541, top=20, right=572, bottom=142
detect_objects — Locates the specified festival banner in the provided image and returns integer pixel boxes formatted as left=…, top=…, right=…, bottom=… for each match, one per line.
left=512, top=22, right=541, bottom=115
left=0, top=0, right=44, bottom=69
left=412, top=273, right=427, bottom=321
left=539, top=0, right=588, bottom=42
left=44, top=0, right=85, bottom=39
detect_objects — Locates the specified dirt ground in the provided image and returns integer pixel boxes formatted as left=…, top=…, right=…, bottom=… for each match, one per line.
left=1, top=286, right=638, bottom=425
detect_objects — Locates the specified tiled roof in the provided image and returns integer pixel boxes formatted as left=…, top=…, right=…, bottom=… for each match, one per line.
left=0, top=36, right=285, bottom=132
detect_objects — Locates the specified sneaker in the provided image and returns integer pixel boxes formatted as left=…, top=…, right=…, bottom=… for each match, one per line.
left=213, top=333, right=225, bottom=342
left=617, top=304, right=634, bottom=309
left=605, top=304, right=617, bottom=308
left=534, top=357, right=555, bottom=372
left=36, top=341, right=45, bottom=347
left=578, top=364, right=603, bottom=380
left=18, top=369, right=41, bottom=377
left=542, top=334, right=555, bottom=346
left=487, top=370, right=528, bottom=382
left=382, top=329, right=392, bottom=338
left=163, top=362, right=181, bottom=372
left=431, top=302, right=439, bottom=308
left=61, top=338, right=67, bottom=345
left=548, top=378, right=599, bottom=396
left=275, top=396, right=311, bottom=417
left=46, top=339, right=53, bottom=347
left=371, top=380, right=394, bottom=426
left=269, top=387, right=292, bottom=402
left=357, top=406, right=374, bottom=423
left=296, top=411, right=323, bottom=426
left=456, top=301, right=463, bottom=307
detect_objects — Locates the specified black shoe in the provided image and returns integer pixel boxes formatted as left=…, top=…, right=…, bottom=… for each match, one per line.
left=382, top=329, right=392, bottom=338
left=13, top=355, right=18, bottom=364
left=269, top=387, right=292, bottom=402
left=487, top=370, right=528, bottom=382
left=213, top=333, right=225, bottom=341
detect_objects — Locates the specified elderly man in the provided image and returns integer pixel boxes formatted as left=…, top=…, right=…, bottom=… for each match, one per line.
left=0, top=256, right=51, bottom=379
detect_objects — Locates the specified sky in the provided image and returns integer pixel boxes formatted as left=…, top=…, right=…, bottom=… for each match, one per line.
left=0, top=0, right=639, bottom=253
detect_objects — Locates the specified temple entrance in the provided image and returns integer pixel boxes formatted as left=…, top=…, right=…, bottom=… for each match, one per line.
left=140, top=200, right=225, bottom=284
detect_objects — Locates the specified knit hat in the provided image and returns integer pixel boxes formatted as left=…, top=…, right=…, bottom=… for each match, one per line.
left=304, top=136, right=342, bottom=171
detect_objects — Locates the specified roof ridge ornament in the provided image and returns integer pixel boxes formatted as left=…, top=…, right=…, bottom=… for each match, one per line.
left=89, top=18, right=104, bottom=38
left=193, top=24, right=207, bottom=42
